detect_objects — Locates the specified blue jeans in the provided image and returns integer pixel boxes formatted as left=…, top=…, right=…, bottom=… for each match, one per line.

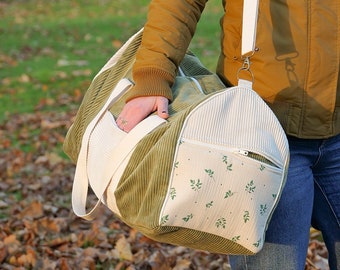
left=229, top=134, right=340, bottom=270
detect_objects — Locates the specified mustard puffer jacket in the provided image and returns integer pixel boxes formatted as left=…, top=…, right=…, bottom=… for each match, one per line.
left=129, top=0, right=340, bottom=139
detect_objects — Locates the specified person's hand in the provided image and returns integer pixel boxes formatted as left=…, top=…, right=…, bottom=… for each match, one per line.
left=117, top=96, right=169, bottom=132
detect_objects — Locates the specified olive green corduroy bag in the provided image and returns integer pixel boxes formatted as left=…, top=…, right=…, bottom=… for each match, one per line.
left=65, top=1, right=289, bottom=255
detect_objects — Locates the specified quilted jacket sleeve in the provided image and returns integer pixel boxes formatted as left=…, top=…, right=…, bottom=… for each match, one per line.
left=126, top=0, right=208, bottom=102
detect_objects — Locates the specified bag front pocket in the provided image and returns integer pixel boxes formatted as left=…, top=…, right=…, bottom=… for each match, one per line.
left=160, top=139, right=284, bottom=253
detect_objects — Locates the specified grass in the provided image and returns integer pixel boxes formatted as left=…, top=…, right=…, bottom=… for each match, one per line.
left=0, top=0, right=222, bottom=122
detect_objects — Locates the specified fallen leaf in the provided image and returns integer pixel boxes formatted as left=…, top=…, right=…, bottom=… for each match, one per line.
left=114, top=236, right=133, bottom=261
left=19, top=74, right=30, bottom=83
left=17, top=248, right=36, bottom=267
left=57, top=59, right=88, bottom=67
left=3, top=235, right=21, bottom=255
left=58, top=257, right=71, bottom=270
left=112, top=39, right=123, bottom=49
left=83, top=247, right=99, bottom=258
left=71, top=69, right=92, bottom=77
left=149, top=250, right=171, bottom=270
left=173, top=259, right=192, bottom=270
left=0, top=243, right=7, bottom=264
left=18, top=201, right=44, bottom=219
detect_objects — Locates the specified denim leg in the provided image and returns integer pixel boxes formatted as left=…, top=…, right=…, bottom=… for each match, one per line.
left=229, top=134, right=340, bottom=270
left=312, top=184, right=340, bottom=270
left=311, top=134, right=340, bottom=270
left=229, top=137, right=317, bottom=270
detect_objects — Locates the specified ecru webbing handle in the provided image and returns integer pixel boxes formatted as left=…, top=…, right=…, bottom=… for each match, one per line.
left=72, top=79, right=166, bottom=220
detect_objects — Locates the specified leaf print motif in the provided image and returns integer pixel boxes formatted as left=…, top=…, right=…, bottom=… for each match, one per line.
left=161, top=215, right=169, bottom=225
left=215, top=217, right=227, bottom=229
left=170, top=188, right=176, bottom=200
left=260, top=204, right=267, bottom=215
left=232, top=236, right=241, bottom=242
left=253, top=239, right=261, bottom=247
left=174, top=161, right=179, bottom=169
left=206, top=201, right=214, bottom=208
left=259, top=164, right=265, bottom=171
left=222, top=155, right=233, bottom=171
left=243, top=211, right=250, bottom=223
left=272, top=194, right=277, bottom=199
left=190, top=179, right=202, bottom=191
left=182, top=214, right=193, bottom=222
left=205, top=169, right=214, bottom=180
left=224, top=190, right=235, bottom=198
left=245, top=180, right=256, bottom=193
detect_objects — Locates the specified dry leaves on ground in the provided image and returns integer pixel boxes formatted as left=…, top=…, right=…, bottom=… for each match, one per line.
left=0, top=110, right=330, bottom=270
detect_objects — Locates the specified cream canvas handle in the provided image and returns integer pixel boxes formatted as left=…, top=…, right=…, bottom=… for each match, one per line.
left=72, top=79, right=166, bottom=220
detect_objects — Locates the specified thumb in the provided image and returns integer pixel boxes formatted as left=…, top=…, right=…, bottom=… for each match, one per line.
left=156, top=96, right=169, bottom=119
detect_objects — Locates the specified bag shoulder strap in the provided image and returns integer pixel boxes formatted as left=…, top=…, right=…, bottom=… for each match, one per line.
left=242, top=0, right=259, bottom=56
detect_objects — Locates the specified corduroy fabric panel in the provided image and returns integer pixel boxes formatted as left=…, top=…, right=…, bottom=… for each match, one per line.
left=63, top=31, right=143, bottom=163
left=178, top=51, right=213, bottom=76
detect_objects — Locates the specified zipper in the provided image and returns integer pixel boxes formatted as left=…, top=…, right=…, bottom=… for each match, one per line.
left=180, top=138, right=281, bottom=169
left=238, top=149, right=249, bottom=156
left=237, top=149, right=280, bottom=169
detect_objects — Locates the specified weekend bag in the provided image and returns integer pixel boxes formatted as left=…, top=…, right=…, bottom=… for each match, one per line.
left=64, top=1, right=290, bottom=255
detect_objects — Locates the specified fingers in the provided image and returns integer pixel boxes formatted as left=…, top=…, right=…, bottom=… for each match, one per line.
left=117, top=96, right=169, bottom=132
left=156, top=97, right=169, bottom=119
left=116, top=97, right=150, bottom=132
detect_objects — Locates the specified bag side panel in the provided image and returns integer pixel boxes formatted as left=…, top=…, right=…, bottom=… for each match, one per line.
left=63, top=31, right=143, bottom=162
left=160, top=87, right=289, bottom=254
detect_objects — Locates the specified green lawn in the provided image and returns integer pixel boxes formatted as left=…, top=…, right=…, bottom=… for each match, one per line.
left=0, top=0, right=222, bottom=122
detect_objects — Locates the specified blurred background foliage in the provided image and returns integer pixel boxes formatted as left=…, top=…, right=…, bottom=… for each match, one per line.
left=0, top=0, right=222, bottom=122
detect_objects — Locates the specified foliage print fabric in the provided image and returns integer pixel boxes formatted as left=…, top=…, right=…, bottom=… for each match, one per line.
left=160, top=139, right=283, bottom=253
